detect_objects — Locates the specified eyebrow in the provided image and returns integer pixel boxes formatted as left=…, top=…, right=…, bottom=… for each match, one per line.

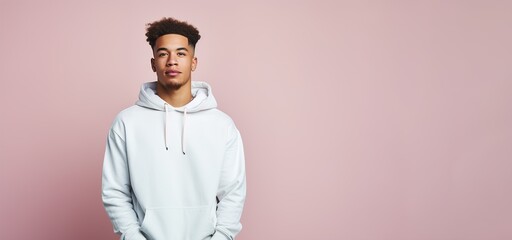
left=156, top=47, right=189, bottom=52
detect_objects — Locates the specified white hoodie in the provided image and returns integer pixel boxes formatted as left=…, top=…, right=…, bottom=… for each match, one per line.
left=102, top=81, right=246, bottom=240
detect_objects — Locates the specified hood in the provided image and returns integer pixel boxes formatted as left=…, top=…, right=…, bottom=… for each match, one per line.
left=135, top=81, right=218, bottom=155
left=136, top=81, right=217, bottom=112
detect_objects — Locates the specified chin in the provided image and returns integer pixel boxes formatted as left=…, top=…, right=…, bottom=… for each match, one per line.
left=158, top=78, right=189, bottom=90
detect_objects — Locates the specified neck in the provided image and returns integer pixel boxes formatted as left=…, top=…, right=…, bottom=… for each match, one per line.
left=156, top=82, right=193, bottom=108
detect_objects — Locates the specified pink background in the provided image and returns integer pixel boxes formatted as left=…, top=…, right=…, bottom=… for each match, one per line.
left=1, top=0, right=511, bottom=239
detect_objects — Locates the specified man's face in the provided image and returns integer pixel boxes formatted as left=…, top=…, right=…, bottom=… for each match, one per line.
left=151, top=34, right=197, bottom=90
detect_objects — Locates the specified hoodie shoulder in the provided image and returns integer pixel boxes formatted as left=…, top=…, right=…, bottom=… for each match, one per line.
left=206, top=108, right=238, bottom=127
left=108, top=105, right=142, bottom=135
left=115, top=105, right=143, bottom=121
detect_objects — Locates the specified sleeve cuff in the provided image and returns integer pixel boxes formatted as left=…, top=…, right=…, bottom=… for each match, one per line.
left=211, top=230, right=231, bottom=240
left=121, top=228, right=146, bottom=240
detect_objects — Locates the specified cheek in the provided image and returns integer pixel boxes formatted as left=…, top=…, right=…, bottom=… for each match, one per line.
left=184, top=59, right=194, bottom=67
left=156, top=59, right=167, bottom=67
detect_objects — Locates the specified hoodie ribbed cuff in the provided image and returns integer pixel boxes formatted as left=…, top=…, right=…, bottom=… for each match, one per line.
left=121, top=228, right=146, bottom=240
left=211, top=230, right=231, bottom=240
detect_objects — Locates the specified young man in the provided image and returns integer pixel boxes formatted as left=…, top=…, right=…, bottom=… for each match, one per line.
left=102, top=18, right=246, bottom=240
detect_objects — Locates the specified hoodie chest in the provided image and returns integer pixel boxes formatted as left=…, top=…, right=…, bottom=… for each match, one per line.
left=124, top=110, right=228, bottom=162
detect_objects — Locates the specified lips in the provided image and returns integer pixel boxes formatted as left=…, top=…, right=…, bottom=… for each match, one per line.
left=164, top=69, right=181, bottom=76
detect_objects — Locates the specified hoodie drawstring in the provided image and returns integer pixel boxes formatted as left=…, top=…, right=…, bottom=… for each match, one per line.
left=164, top=104, right=169, bottom=151
left=163, top=103, right=187, bottom=155
left=182, top=108, right=187, bottom=155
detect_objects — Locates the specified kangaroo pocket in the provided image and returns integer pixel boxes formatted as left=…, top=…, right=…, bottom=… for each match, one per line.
left=140, top=205, right=215, bottom=240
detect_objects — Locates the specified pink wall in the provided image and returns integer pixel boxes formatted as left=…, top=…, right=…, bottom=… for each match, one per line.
left=1, top=0, right=511, bottom=239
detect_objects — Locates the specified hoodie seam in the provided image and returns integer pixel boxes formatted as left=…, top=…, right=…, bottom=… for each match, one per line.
left=111, top=129, right=126, bottom=142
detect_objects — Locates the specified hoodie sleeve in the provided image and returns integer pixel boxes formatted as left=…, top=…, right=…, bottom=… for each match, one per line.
left=102, top=127, right=146, bottom=240
left=212, top=125, right=247, bottom=240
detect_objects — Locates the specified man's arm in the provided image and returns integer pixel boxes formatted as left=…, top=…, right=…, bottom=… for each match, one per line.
left=212, top=126, right=247, bottom=240
left=102, top=128, right=146, bottom=240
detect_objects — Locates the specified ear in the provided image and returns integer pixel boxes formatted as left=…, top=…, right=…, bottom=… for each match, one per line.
left=150, top=58, right=156, bottom=72
left=191, top=57, right=198, bottom=71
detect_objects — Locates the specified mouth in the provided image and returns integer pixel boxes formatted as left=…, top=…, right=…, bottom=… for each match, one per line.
left=164, top=69, right=181, bottom=77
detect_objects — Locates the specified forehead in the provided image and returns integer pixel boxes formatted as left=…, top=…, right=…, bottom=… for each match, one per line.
left=154, top=34, right=190, bottom=50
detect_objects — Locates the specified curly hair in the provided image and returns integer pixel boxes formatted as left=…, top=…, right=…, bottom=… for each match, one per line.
left=145, top=17, right=201, bottom=50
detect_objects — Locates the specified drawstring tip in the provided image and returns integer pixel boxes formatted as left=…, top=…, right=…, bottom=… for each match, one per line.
left=182, top=151, right=186, bottom=155
left=166, top=147, right=168, bottom=151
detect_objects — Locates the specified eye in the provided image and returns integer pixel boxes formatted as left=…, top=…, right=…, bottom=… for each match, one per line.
left=177, top=52, right=186, bottom=57
left=158, top=52, right=168, bottom=57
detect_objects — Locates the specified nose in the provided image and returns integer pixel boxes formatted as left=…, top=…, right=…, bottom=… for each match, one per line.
left=166, top=53, right=178, bottom=66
